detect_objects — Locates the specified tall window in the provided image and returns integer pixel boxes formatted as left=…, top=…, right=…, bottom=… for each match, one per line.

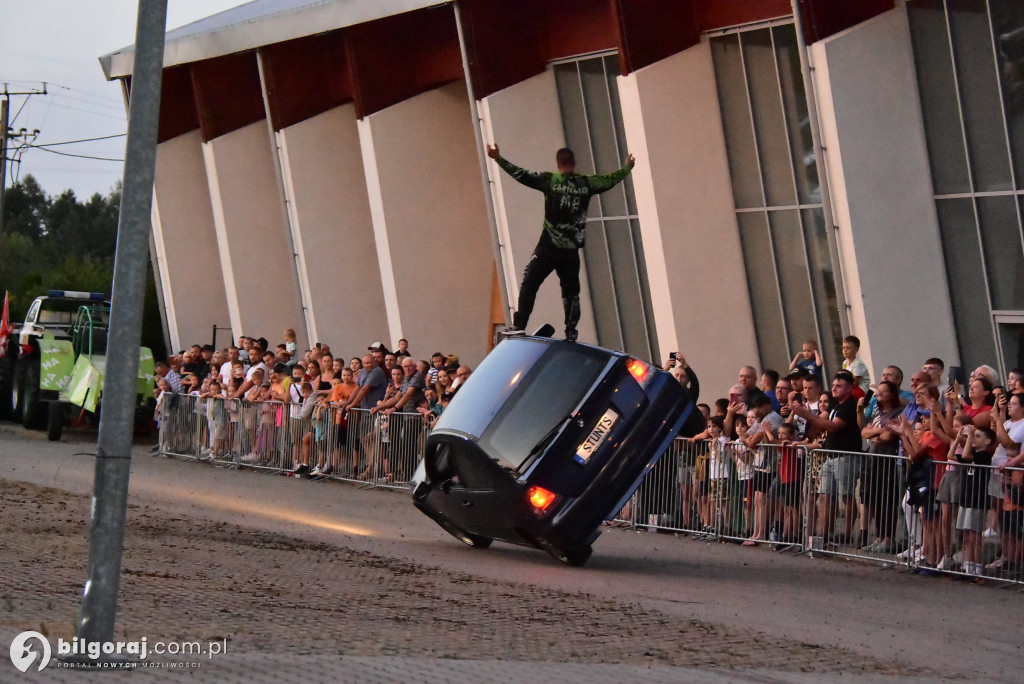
left=908, top=0, right=1024, bottom=374
left=710, top=22, right=843, bottom=375
left=553, top=54, right=659, bottom=362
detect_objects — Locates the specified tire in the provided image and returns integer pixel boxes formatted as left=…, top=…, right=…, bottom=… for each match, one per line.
left=11, top=358, right=26, bottom=422
left=532, top=534, right=592, bottom=567
left=22, top=359, right=45, bottom=430
left=437, top=519, right=492, bottom=549
left=0, top=354, right=13, bottom=420
left=47, top=401, right=65, bottom=441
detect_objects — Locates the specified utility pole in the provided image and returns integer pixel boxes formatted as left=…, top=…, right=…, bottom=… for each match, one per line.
left=0, top=84, right=47, bottom=256
left=73, top=0, right=167, bottom=654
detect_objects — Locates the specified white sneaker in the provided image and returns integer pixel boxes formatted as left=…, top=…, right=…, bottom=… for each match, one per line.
left=983, top=528, right=998, bottom=538
left=936, top=556, right=954, bottom=571
left=309, top=466, right=322, bottom=477
left=895, top=546, right=917, bottom=561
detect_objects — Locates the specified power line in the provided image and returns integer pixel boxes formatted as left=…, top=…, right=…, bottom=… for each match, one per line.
left=26, top=145, right=124, bottom=162
left=33, top=133, right=126, bottom=148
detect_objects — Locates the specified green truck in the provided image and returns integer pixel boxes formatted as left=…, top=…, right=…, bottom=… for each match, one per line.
left=0, top=290, right=154, bottom=441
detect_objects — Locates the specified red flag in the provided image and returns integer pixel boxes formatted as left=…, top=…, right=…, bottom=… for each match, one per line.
left=0, top=291, right=11, bottom=358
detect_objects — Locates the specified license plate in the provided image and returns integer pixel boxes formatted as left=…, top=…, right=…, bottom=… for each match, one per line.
left=575, top=409, right=618, bottom=464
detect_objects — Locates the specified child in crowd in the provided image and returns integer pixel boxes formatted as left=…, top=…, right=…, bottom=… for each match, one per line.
left=955, top=424, right=996, bottom=576
left=790, top=339, right=823, bottom=385
left=707, top=416, right=731, bottom=533
left=841, top=335, right=870, bottom=397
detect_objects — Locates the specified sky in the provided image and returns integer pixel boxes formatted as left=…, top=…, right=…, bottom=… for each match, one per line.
left=1, top=1, right=250, bottom=200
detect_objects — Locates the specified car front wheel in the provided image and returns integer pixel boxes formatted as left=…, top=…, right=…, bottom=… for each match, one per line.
left=438, top=519, right=492, bottom=549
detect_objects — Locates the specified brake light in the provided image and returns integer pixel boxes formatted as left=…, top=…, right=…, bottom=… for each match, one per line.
left=527, top=485, right=557, bottom=512
left=626, top=358, right=652, bottom=387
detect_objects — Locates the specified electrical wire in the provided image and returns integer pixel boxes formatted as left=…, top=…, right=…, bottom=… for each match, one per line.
left=33, top=133, right=126, bottom=148
left=26, top=145, right=124, bottom=162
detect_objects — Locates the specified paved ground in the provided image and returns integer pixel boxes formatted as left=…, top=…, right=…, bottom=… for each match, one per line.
left=0, top=425, right=1020, bottom=682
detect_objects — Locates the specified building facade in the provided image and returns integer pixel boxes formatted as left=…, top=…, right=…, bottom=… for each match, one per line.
left=100, top=0, right=1024, bottom=393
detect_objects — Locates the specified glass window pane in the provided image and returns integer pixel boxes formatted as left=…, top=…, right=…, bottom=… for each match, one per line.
left=737, top=211, right=788, bottom=369
left=802, top=208, right=844, bottom=377
left=604, top=219, right=653, bottom=360
left=630, top=218, right=659, bottom=361
left=977, top=196, right=1024, bottom=310
left=712, top=35, right=764, bottom=209
left=990, top=0, right=1024, bottom=187
left=936, top=198, right=998, bottom=368
left=604, top=55, right=638, bottom=217
left=770, top=210, right=816, bottom=362
left=773, top=25, right=820, bottom=205
left=907, top=0, right=972, bottom=194
left=949, top=0, right=1014, bottom=191
left=555, top=63, right=599, bottom=220
left=742, top=29, right=798, bottom=207
left=581, top=221, right=624, bottom=351
left=580, top=59, right=627, bottom=218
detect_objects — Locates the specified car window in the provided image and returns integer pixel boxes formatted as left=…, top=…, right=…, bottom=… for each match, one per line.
left=435, top=339, right=550, bottom=438
left=478, top=345, right=609, bottom=471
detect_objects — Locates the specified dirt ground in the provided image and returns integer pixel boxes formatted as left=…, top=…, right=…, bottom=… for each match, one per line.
left=0, top=477, right=930, bottom=677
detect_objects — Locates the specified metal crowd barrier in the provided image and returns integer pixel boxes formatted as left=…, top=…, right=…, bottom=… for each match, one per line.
left=156, top=396, right=429, bottom=490
left=157, top=398, right=1024, bottom=584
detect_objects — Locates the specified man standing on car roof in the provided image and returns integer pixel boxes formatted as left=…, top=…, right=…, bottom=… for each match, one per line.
left=487, top=143, right=635, bottom=342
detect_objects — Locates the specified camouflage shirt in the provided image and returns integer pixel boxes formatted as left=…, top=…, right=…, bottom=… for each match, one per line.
left=495, top=156, right=633, bottom=249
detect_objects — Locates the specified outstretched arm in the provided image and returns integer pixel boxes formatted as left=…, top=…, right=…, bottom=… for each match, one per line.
left=587, top=153, right=636, bottom=193
left=487, top=142, right=548, bottom=191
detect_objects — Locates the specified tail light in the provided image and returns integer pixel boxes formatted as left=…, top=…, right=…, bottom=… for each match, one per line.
left=527, top=485, right=557, bottom=513
left=626, top=358, right=654, bottom=389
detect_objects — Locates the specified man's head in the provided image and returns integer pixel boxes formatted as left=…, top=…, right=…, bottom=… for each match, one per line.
left=909, top=370, right=932, bottom=392
left=384, top=353, right=397, bottom=371
left=922, top=357, right=944, bottom=384
left=248, top=348, right=261, bottom=365
left=456, top=365, right=472, bottom=383
left=776, top=377, right=793, bottom=403
left=760, top=369, right=779, bottom=392
left=804, top=375, right=822, bottom=400
left=201, top=344, right=215, bottom=361
left=750, top=392, right=773, bottom=419
left=155, top=361, right=169, bottom=377
left=738, top=366, right=758, bottom=391
left=881, top=365, right=904, bottom=388
left=831, top=370, right=855, bottom=402
left=401, top=357, right=417, bottom=378
left=556, top=148, right=576, bottom=172
left=362, top=353, right=375, bottom=370
left=971, top=365, right=999, bottom=387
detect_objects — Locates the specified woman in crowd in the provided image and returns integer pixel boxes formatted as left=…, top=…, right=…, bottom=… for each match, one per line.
left=859, top=381, right=903, bottom=553
left=988, top=393, right=1024, bottom=574
left=954, top=424, right=996, bottom=576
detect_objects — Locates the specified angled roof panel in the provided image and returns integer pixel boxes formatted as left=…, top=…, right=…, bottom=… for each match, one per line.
left=99, top=0, right=444, bottom=79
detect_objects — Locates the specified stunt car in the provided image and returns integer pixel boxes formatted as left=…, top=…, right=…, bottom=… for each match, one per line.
left=411, top=332, right=702, bottom=565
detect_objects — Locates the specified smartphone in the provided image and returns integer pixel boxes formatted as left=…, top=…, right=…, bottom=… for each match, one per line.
left=315, top=342, right=322, bottom=349
left=863, top=388, right=875, bottom=402
left=669, top=352, right=677, bottom=360
left=730, top=391, right=743, bottom=405
left=948, top=365, right=964, bottom=388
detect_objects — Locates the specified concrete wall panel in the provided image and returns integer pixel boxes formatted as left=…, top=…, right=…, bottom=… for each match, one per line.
left=812, top=9, right=958, bottom=379
left=152, top=129, right=230, bottom=352
left=277, top=105, right=389, bottom=357
left=203, top=120, right=306, bottom=349
left=359, top=82, right=494, bottom=365
left=618, top=44, right=759, bottom=395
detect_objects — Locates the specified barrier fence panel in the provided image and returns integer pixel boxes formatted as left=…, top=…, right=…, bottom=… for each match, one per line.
left=804, top=448, right=910, bottom=565
left=341, top=408, right=430, bottom=489
left=925, top=460, right=1024, bottom=583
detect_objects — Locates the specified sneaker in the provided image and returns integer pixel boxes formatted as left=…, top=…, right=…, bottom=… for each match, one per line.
left=565, top=327, right=578, bottom=342
left=982, top=527, right=999, bottom=539
left=309, top=466, right=322, bottom=477
left=936, top=556, right=955, bottom=571
left=896, top=546, right=921, bottom=562
left=503, top=327, right=526, bottom=336
left=239, top=453, right=260, bottom=464
left=292, top=464, right=310, bottom=477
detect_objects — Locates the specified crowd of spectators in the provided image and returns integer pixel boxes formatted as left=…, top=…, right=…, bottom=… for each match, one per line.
left=152, top=327, right=1024, bottom=580
left=666, top=335, right=1024, bottom=579
left=154, top=331, right=472, bottom=480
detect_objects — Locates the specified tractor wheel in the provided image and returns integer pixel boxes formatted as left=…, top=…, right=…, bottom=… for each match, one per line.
left=22, top=359, right=45, bottom=430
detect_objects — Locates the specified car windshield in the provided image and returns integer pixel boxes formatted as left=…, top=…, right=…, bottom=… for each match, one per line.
left=436, top=339, right=610, bottom=471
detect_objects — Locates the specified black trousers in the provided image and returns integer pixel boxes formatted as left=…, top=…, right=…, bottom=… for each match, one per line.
left=513, top=242, right=581, bottom=332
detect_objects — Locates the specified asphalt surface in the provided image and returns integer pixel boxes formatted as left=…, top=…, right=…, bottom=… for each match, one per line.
left=0, top=424, right=1021, bottom=682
